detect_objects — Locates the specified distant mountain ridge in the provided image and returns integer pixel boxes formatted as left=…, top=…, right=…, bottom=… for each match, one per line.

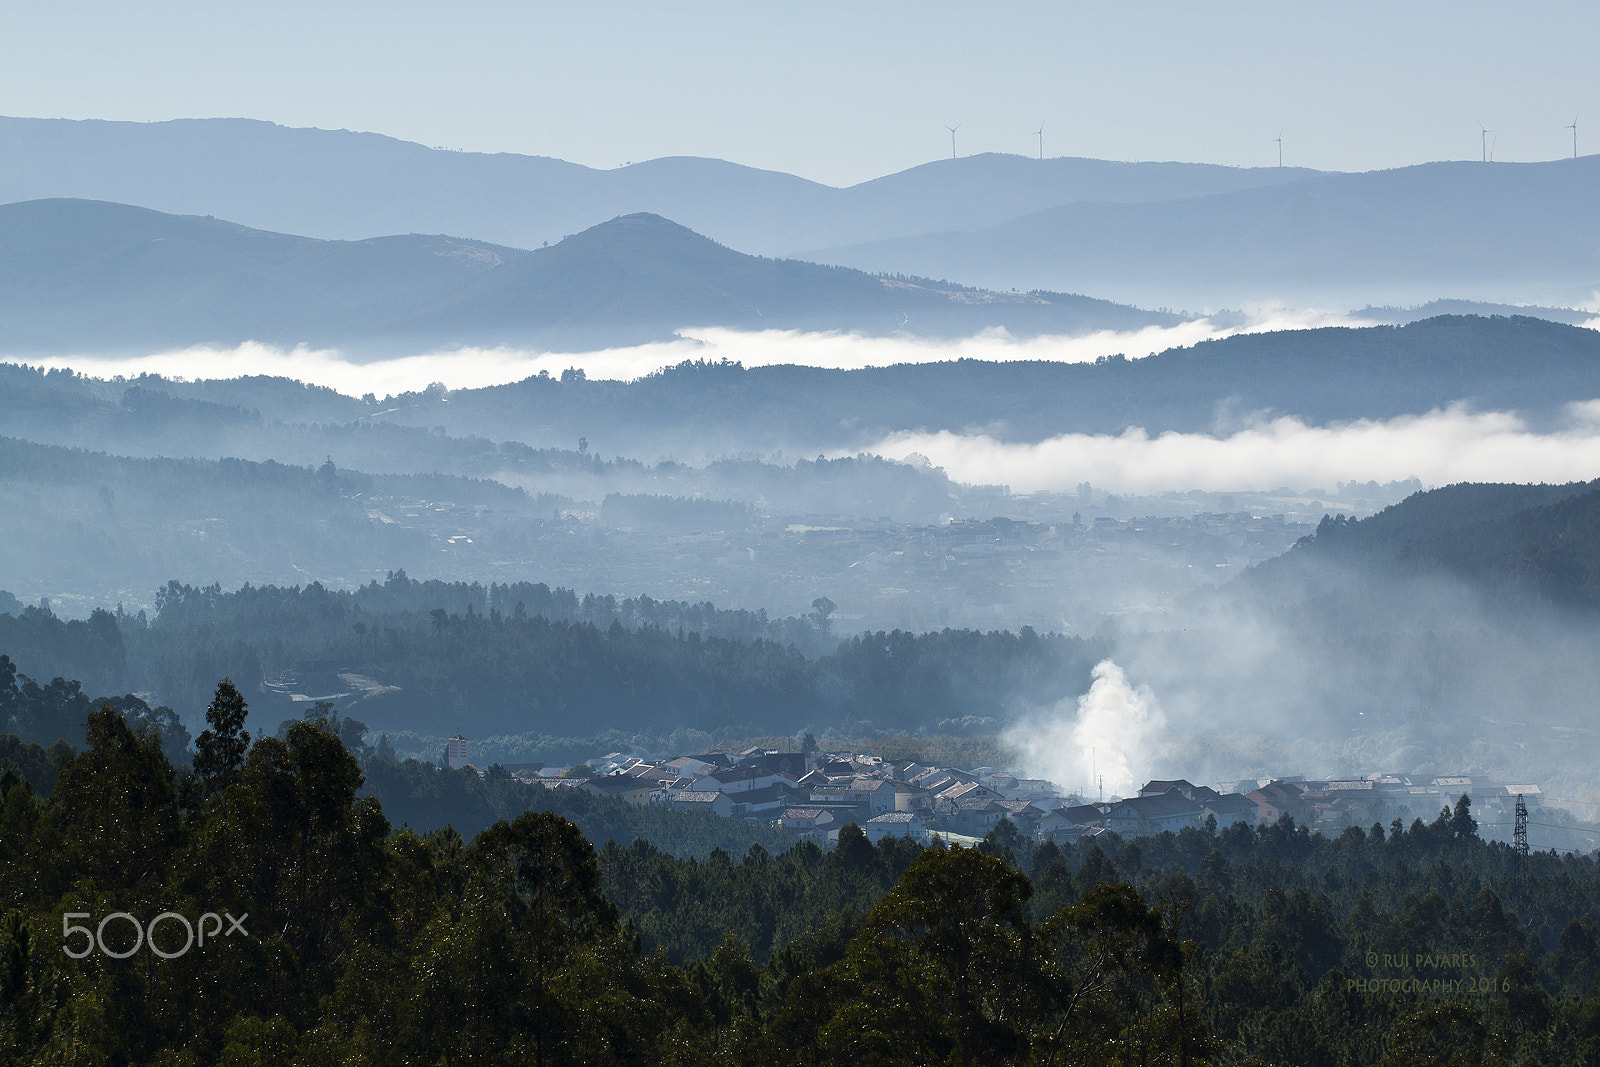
left=0, top=116, right=1317, bottom=259
left=5, top=116, right=1597, bottom=310
left=809, top=158, right=1600, bottom=308
left=0, top=199, right=1180, bottom=353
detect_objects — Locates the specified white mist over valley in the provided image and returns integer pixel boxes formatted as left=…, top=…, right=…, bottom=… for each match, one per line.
left=14, top=308, right=1382, bottom=397
left=870, top=401, right=1600, bottom=495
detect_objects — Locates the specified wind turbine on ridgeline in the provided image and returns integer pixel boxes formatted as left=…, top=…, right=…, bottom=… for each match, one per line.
left=1274, top=130, right=1283, bottom=168
left=1567, top=116, right=1579, bottom=159
left=1479, top=121, right=1492, bottom=163
left=1032, top=123, right=1044, bottom=160
left=945, top=123, right=962, bottom=159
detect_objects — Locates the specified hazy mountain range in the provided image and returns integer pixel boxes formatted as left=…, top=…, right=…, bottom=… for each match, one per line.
left=0, top=199, right=1177, bottom=353
left=811, top=158, right=1600, bottom=309
left=4, top=115, right=1595, bottom=311
left=0, top=116, right=1316, bottom=257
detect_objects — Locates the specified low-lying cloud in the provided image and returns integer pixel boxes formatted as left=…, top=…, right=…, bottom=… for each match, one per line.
left=20, top=311, right=1600, bottom=497
left=869, top=403, right=1600, bottom=494
left=16, top=308, right=1377, bottom=397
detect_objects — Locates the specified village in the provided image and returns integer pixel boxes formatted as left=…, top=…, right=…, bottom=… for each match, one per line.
left=443, top=735, right=1545, bottom=847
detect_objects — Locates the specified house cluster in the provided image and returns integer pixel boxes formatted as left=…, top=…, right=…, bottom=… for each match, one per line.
left=528, top=746, right=1069, bottom=845
left=495, top=743, right=1543, bottom=846
left=1232, top=774, right=1544, bottom=828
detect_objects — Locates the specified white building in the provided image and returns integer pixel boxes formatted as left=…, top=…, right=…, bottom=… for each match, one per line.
left=447, top=735, right=470, bottom=770
left=864, top=811, right=929, bottom=844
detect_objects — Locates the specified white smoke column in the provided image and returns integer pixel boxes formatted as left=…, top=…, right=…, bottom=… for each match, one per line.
left=1005, top=659, right=1168, bottom=800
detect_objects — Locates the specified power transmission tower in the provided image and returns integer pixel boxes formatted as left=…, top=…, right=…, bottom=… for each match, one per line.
left=1513, top=794, right=1529, bottom=878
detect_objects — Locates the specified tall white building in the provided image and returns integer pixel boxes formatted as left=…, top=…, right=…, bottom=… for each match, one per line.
left=447, top=735, right=470, bottom=770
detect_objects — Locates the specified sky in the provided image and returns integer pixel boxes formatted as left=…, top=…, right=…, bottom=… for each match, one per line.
left=2, top=1, right=1596, bottom=186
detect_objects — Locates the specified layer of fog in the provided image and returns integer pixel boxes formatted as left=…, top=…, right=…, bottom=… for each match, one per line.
left=872, top=402, right=1600, bottom=495
left=16, top=308, right=1379, bottom=396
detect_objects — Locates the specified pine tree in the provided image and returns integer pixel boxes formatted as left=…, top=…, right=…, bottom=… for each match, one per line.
left=193, top=677, right=251, bottom=794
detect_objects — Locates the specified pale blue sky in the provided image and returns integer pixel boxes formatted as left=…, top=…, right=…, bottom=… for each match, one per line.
left=2, top=0, right=1595, bottom=185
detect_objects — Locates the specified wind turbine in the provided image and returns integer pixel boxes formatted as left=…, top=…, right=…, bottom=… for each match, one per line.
left=945, top=123, right=962, bottom=159
left=1032, top=123, right=1044, bottom=160
left=1479, top=121, right=1491, bottom=163
left=1274, top=130, right=1283, bottom=168
left=1567, top=116, right=1579, bottom=159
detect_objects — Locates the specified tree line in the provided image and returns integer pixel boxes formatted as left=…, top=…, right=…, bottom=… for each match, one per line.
left=2, top=577, right=1100, bottom=739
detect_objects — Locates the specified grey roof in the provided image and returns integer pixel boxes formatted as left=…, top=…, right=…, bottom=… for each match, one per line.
left=1111, top=792, right=1202, bottom=819
left=1059, top=803, right=1112, bottom=823
left=1204, top=794, right=1258, bottom=814
left=585, top=775, right=650, bottom=794
left=1252, top=781, right=1305, bottom=801
left=866, top=812, right=919, bottom=824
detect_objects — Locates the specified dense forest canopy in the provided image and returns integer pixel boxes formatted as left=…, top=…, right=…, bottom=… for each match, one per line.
left=3, top=692, right=1600, bottom=1064
left=1275, top=480, right=1600, bottom=611
left=0, top=574, right=1101, bottom=746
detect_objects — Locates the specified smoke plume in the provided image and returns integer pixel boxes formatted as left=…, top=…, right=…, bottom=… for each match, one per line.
left=1004, top=659, right=1168, bottom=800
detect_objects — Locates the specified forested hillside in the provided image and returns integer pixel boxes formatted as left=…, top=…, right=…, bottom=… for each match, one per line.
left=3, top=695, right=1600, bottom=1064
left=0, top=575, right=1101, bottom=743
left=1256, top=479, right=1600, bottom=610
